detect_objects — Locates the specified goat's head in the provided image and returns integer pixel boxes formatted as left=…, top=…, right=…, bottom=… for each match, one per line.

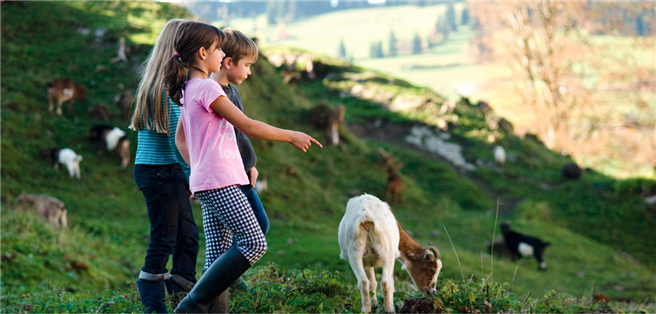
left=403, top=245, right=442, bottom=295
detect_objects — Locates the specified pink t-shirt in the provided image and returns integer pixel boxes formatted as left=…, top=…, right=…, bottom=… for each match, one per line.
left=180, top=78, right=249, bottom=194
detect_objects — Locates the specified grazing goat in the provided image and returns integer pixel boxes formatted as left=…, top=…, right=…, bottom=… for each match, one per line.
left=47, top=78, right=87, bottom=116
left=385, top=163, right=404, bottom=206
left=561, top=163, right=582, bottom=180
left=501, top=222, right=550, bottom=271
left=379, top=148, right=403, bottom=205
left=309, top=102, right=346, bottom=145
left=494, top=146, right=506, bottom=166
left=49, top=148, right=83, bottom=179
left=17, top=194, right=68, bottom=229
left=338, top=194, right=442, bottom=313
left=89, top=124, right=131, bottom=168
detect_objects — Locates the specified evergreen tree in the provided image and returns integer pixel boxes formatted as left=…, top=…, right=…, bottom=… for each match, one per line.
left=412, top=32, right=422, bottom=54
left=636, top=14, right=645, bottom=36
left=436, top=15, right=448, bottom=43
left=446, top=3, right=457, bottom=32
left=338, top=40, right=347, bottom=60
left=369, top=41, right=384, bottom=58
left=388, top=29, right=398, bottom=56
left=265, top=1, right=277, bottom=25
left=461, top=7, right=469, bottom=25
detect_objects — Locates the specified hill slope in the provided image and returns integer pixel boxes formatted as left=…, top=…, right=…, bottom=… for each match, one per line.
left=1, top=1, right=654, bottom=312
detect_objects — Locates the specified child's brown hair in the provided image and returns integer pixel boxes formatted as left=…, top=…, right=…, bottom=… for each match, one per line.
left=221, top=27, right=258, bottom=65
left=165, top=21, right=224, bottom=106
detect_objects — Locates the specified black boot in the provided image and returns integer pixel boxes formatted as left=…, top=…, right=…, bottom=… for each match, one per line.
left=174, top=247, right=250, bottom=313
left=137, top=279, right=168, bottom=313
left=207, top=289, right=229, bottom=313
left=165, top=275, right=195, bottom=309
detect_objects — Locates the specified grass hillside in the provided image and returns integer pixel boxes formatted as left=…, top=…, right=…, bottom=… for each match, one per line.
left=1, top=1, right=654, bottom=313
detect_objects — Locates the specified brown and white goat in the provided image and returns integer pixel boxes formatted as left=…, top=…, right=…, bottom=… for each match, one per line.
left=89, top=124, right=131, bottom=168
left=309, top=102, right=346, bottom=145
left=17, top=193, right=68, bottom=229
left=338, top=194, right=442, bottom=313
left=47, top=78, right=87, bottom=116
left=379, top=149, right=403, bottom=205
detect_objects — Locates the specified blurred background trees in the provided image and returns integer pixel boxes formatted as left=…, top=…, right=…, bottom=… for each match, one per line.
left=470, top=2, right=655, bottom=172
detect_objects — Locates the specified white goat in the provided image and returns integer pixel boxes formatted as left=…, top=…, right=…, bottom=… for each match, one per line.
left=338, top=194, right=442, bottom=313
left=57, top=148, right=83, bottom=179
left=494, top=145, right=506, bottom=166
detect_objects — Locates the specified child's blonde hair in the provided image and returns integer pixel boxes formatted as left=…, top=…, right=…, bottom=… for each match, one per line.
left=221, top=27, right=258, bottom=65
left=130, top=19, right=187, bottom=134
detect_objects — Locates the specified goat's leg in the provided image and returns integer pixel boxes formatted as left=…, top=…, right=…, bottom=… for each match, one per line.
left=120, top=148, right=130, bottom=168
left=66, top=164, right=75, bottom=178
left=57, top=100, right=63, bottom=116
left=348, top=258, right=371, bottom=313
left=60, top=209, right=68, bottom=228
left=366, top=267, right=378, bottom=309
left=74, top=163, right=81, bottom=180
left=380, top=257, right=396, bottom=313
left=48, top=95, right=54, bottom=113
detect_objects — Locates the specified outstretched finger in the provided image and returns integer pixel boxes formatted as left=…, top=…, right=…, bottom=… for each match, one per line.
left=310, top=137, right=323, bottom=148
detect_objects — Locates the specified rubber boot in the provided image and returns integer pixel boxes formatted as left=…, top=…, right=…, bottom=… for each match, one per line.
left=174, top=246, right=250, bottom=313
left=200, top=268, right=230, bottom=314
left=137, top=279, right=168, bottom=313
left=207, top=289, right=229, bottom=313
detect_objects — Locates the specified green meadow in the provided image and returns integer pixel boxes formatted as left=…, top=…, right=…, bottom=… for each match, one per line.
left=1, top=2, right=654, bottom=313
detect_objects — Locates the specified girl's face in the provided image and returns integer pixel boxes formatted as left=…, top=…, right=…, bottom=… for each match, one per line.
left=205, top=41, right=225, bottom=73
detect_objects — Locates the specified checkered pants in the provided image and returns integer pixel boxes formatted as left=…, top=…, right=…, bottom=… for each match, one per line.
left=196, top=185, right=267, bottom=268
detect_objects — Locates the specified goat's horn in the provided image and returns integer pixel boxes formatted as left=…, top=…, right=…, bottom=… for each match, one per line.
left=427, top=245, right=441, bottom=260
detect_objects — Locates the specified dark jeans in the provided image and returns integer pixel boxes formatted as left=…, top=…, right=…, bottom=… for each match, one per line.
left=134, top=164, right=199, bottom=283
left=239, top=184, right=269, bottom=236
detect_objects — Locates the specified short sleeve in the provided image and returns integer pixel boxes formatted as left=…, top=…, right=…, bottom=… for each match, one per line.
left=199, top=79, right=227, bottom=113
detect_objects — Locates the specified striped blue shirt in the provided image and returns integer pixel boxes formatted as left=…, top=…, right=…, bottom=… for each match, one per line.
left=134, top=90, right=191, bottom=181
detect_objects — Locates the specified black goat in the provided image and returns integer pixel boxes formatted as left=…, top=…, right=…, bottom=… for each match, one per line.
left=561, top=163, right=582, bottom=180
left=501, top=222, right=550, bottom=271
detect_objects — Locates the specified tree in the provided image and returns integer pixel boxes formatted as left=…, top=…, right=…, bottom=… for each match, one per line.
left=469, top=2, right=655, bottom=170
left=437, top=15, right=449, bottom=43
left=338, top=40, right=347, bottom=60
left=412, top=32, right=422, bottom=54
left=446, top=3, right=457, bottom=32
left=461, top=7, right=469, bottom=25
left=388, top=29, right=398, bottom=56
left=370, top=40, right=384, bottom=58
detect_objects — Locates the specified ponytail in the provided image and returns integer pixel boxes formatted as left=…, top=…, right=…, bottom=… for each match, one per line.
left=163, top=21, right=224, bottom=107
left=165, top=54, right=188, bottom=106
